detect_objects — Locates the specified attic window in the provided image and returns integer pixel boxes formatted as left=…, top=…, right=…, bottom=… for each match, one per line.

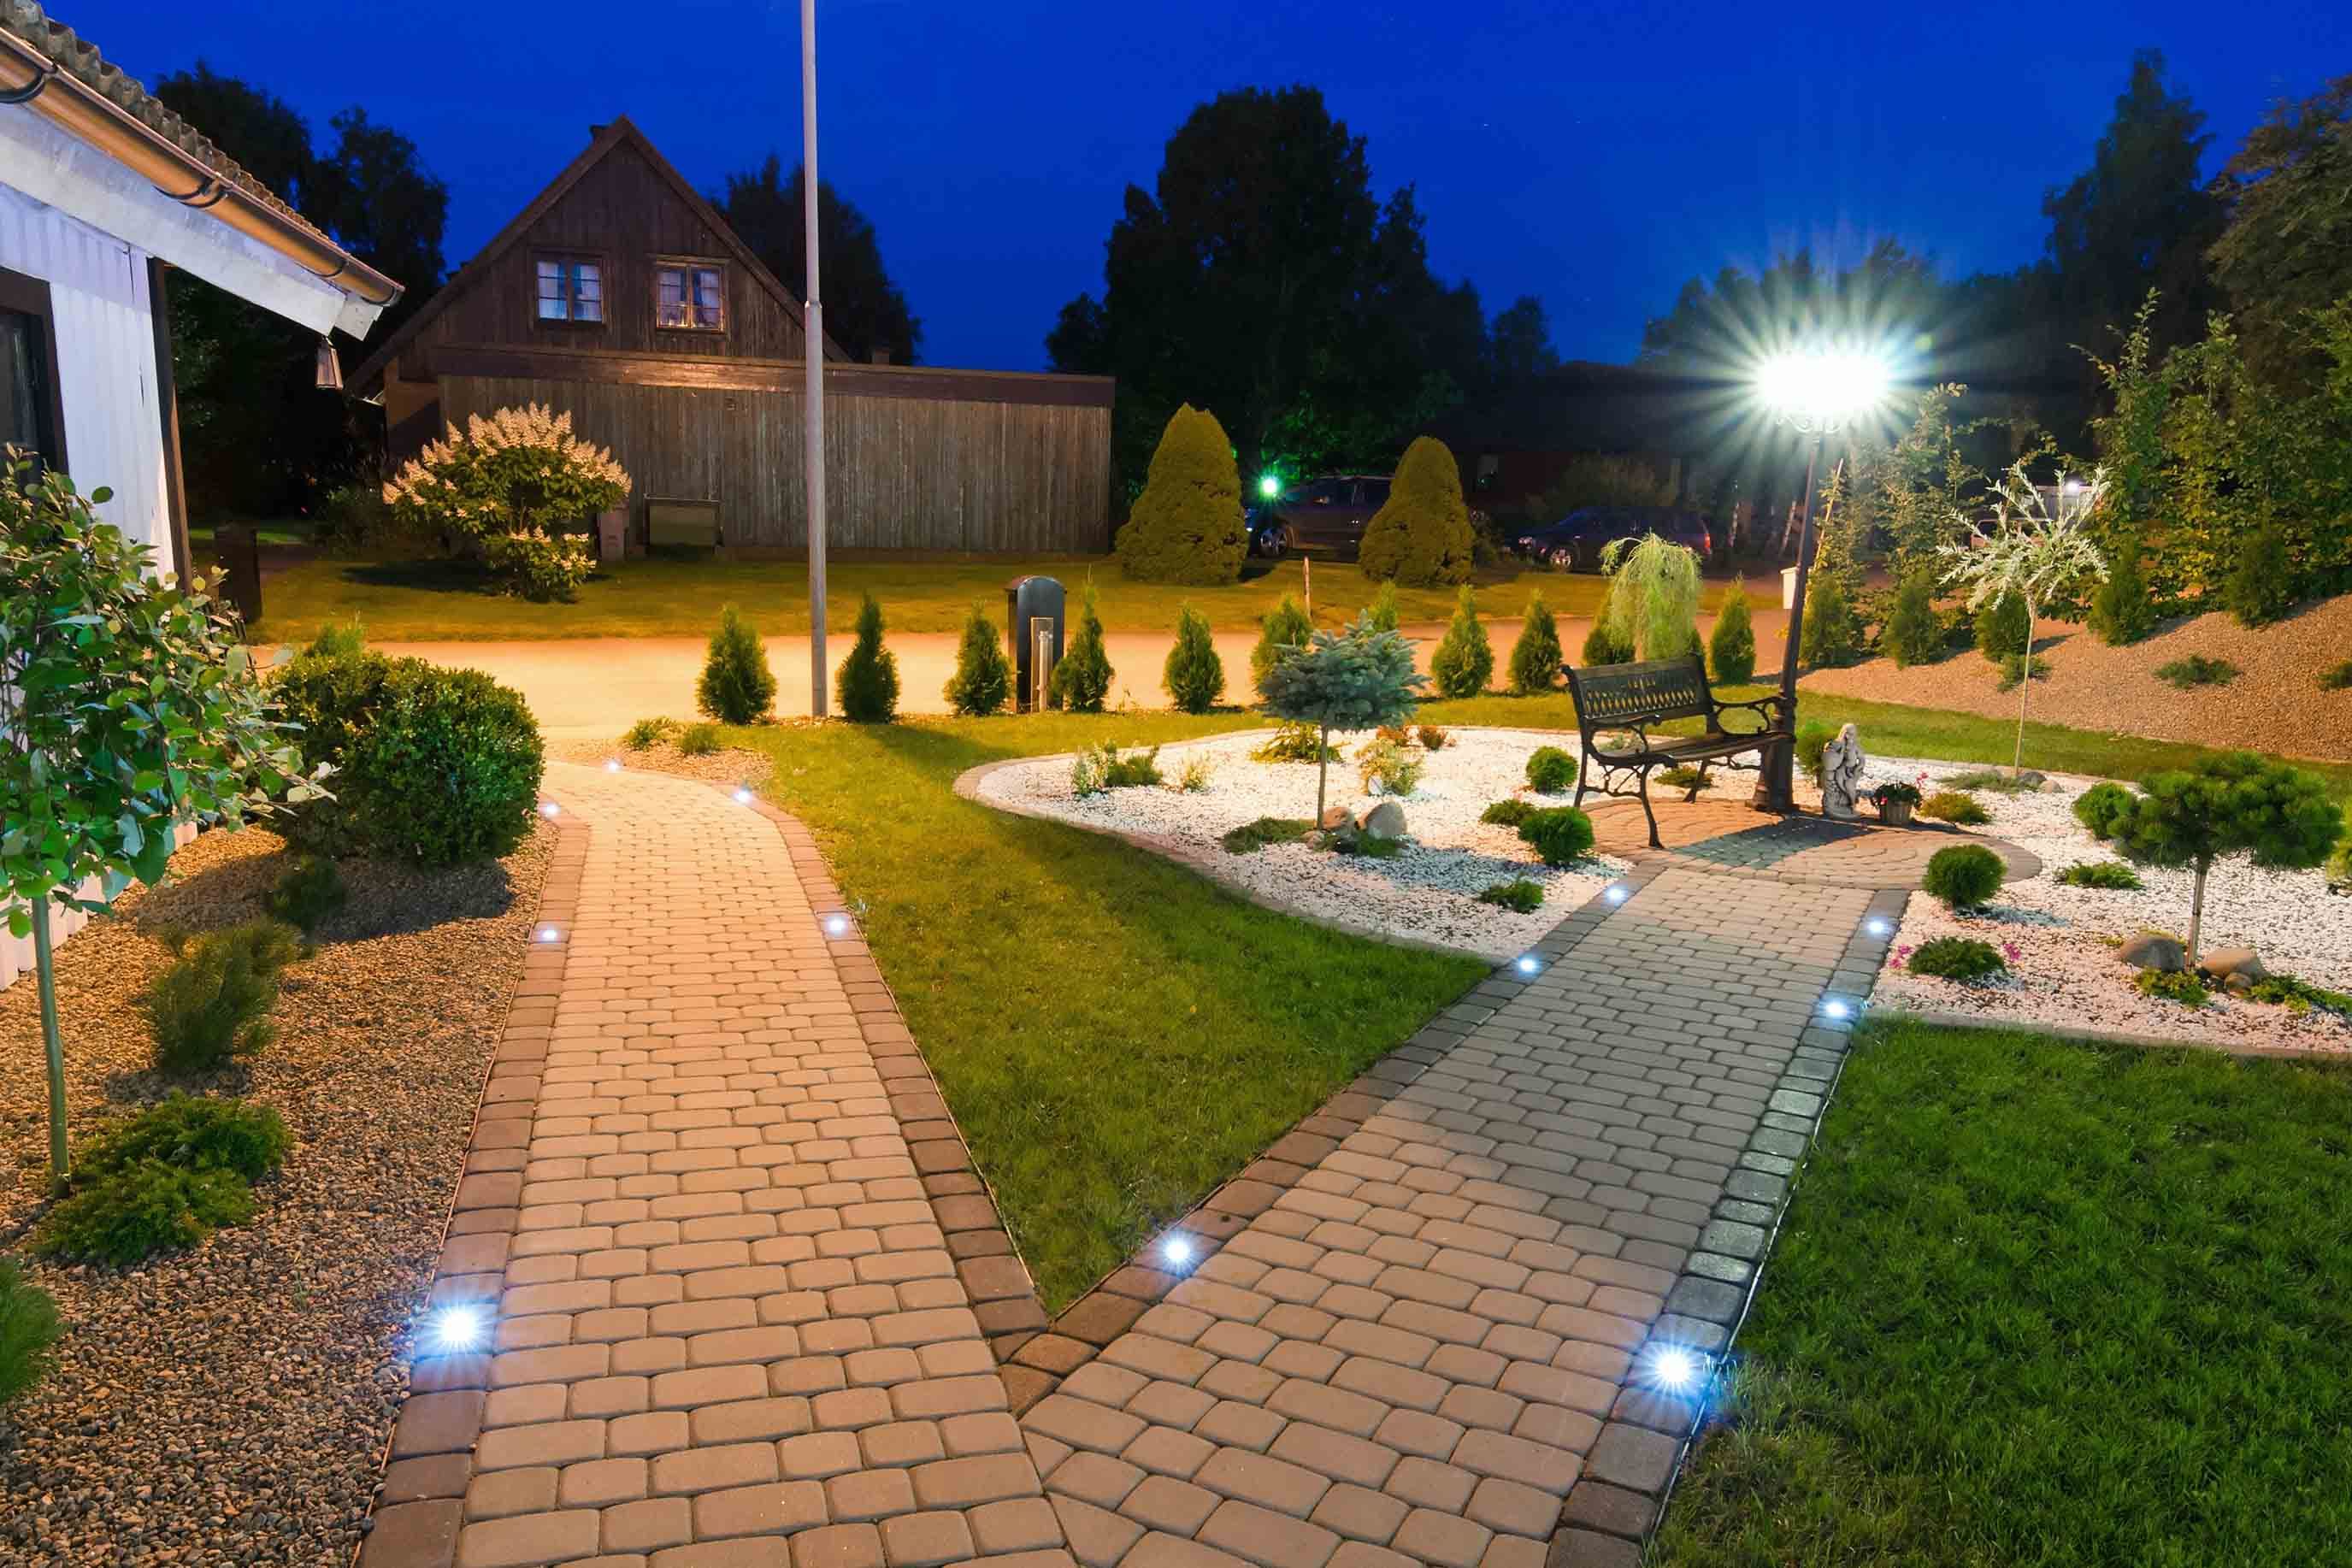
left=655, top=262, right=724, bottom=331
left=536, top=255, right=604, bottom=323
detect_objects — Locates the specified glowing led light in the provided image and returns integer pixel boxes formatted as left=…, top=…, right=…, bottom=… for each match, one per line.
left=604, top=757, right=622, bottom=773
left=1258, top=474, right=1282, bottom=499
left=1647, top=1345, right=1701, bottom=1392
left=1822, top=997, right=1853, bottom=1020
left=733, top=787, right=753, bottom=805
left=1756, top=349, right=1892, bottom=431
left=536, top=925, right=560, bottom=943
left=1604, top=885, right=1629, bottom=904
left=823, top=914, right=852, bottom=938
left=1162, top=1235, right=1194, bottom=1266
left=1865, top=917, right=1893, bottom=937
left=429, top=1305, right=486, bottom=1353
left=1515, top=955, right=1541, bottom=976
left=539, top=801, right=561, bottom=817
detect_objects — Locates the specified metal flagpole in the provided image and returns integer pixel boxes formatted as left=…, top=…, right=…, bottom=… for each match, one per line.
left=801, top=0, right=828, bottom=716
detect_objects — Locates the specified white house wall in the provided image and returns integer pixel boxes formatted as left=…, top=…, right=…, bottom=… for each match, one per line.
left=0, top=180, right=171, bottom=574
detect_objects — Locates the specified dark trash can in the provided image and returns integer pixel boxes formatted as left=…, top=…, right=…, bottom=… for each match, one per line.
left=1005, top=575, right=1065, bottom=711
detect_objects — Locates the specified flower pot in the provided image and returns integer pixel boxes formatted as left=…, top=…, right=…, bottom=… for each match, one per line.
left=1877, top=799, right=1915, bottom=827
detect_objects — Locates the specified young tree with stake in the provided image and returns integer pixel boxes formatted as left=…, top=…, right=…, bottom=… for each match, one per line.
left=1257, top=614, right=1427, bottom=825
left=2108, top=752, right=2342, bottom=969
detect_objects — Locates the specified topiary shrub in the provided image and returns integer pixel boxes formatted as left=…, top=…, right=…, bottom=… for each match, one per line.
left=1163, top=604, right=1226, bottom=714
left=1581, top=619, right=1634, bottom=666
left=1365, top=581, right=1400, bottom=633
left=36, top=1159, right=256, bottom=1265
left=1921, top=790, right=1990, bottom=825
left=1508, top=592, right=1563, bottom=696
left=1251, top=594, right=1314, bottom=700
left=146, top=920, right=306, bottom=1076
left=1708, top=590, right=1756, bottom=684
left=1049, top=580, right=1114, bottom=713
left=0, top=1259, right=61, bottom=1406
left=1477, top=880, right=1545, bottom=912
left=263, top=854, right=345, bottom=934
left=2058, top=860, right=2143, bottom=889
left=622, top=716, right=680, bottom=751
left=1883, top=570, right=1942, bottom=668
left=1974, top=591, right=2029, bottom=661
left=1799, top=574, right=1865, bottom=668
left=697, top=604, right=776, bottom=722
left=1525, top=746, right=1577, bottom=793
left=1906, top=935, right=2008, bottom=981
left=1922, top=843, right=2006, bottom=909
left=676, top=721, right=721, bottom=756
left=1429, top=585, right=1494, bottom=698
left=1481, top=798, right=1537, bottom=828
left=2221, top=519, right=2297, bottom=628
left=834, top=592, right=901, bottom=722
left=2089, top=535, right=2158, bottom=645
left=1517, top=806, right=1597, bottom=866
left=1357, top=437, right=1476, bottom=587
left=2073, top=781, right=2136, bottom=838
left=945, top=601, right=1012, bottom=716
left=1115, top=404, right=1247, bottom=585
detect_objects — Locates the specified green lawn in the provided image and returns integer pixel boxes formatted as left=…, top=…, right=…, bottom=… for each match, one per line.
left=1649, top=1018, right=2352, bottom=1568
left=251, top=552, right=1744, bottom=644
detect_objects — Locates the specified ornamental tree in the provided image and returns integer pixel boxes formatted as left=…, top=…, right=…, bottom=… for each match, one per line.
left=1257, top=612, right=1428, bottom=823
left=382, top=403, right=628, bottom=595
left=1598, top=533, right=1701, bottom=659
left=2109, top=751, right=2343, bottom=966
left=2, top=465, right=321, bottom=1178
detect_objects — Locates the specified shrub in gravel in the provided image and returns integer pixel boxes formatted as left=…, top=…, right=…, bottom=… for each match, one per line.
left=1357, top=738, right=1424, bottom=797
left=1921, top=790, right=1990, bottom=825
left=1923, top=843, right=2006, bottom=910
left=1176, top=753, right=1217, bottom=793
left=2134, top=967, right=2211, bottom=1005
left=1221, top=817, right=1312, bottom=853
left=0, top=1259, right=62, bottom=1406
left=1657, top=764, right=1707, bottom=790
left=36, top=1159, right=255, bottom=1265
left=2243, top=974, right=2352, bottom=1017
left=2074, top=781, right=2136, bottom=837
left=1508, top=591, right=1564, bottom=696
left=946, top=600, right=1013, bottom=716
left=697, top=604, right=778, bottom=723
left=2320, top=659, right=2352, bottom=693
left=622, top=716, right=679, bottom=751
left=1906, top=935, right=2008, bottom=981
left=1708, top=589, right=1756, bottom=684
left=1251, top=722, right=1339, bottom=763
left=2109, top=751, right=2342, bottom=967
left=2059, top=860, right=2144, bottom=889
left=263, top=854, right=346, bottom=933
left=1525, top=746, right=1577, bottom=793
left=1430, top=585, right=1494, bottom=698
left=1071, top=742, right=1160, bottom=795
left=1482, top=798, right=1538, bottom=828
left=837, top=592, right=903, bottom=722
left=1336, top=833, right=1404, bottom=858
left=1995, top=653, right=2049, bottom=693
left=1945, top=768, right=2028, bottom=793
left=78, top=1093, right=292, bottom=1183
left=1477, top=879, right=1545, bottom=913
left=1251, top=594, right=1314, bottom=699
left=1418, top=725, right=1449, bottom=750
left=2153, top=654, right=2240, bottom=690
left=147, top=920, right=306, bottom=1076
left=1518, top=806, right=1597, bottom=866
left=676, top=721, right=722, bottom=756
left=1163, top=604, right=1226, bottom=714
left=2222, top=519, right=2297, bottom=628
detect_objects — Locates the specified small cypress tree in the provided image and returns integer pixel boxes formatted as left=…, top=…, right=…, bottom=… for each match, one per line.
left=1708, top=589, right=1756, bottom=683
left=1163, top=604, right=1226, bottom=713
left=943, top=601, right=1011, bottom=716
left=1581, top=619, right=1633, bottom=665
left=1357, top=438, right=1476, bottom=587
left=1365, top=581, right=1400, bottom=633
left=1506, top=591, right=1562, bottom=696
left=834, top=592, right=899, bottom=722
left=1429, top=584, right=1493, bottom=698
left=1049, top=578, right=1115, bottom=712
left=1973, top=589, right=2029, bottom=661
left=2222, top=520, right=2297, bottom=628
left=1115, top=404, right=1247, bottom=585
left=1801, top=575, right=1865, bottom=668
left=1251, top=593, right=1315, bottom=700
left=696, top=603, right=777, bottom=723
left=2088, top=533, right=2158, bottom=645
left=1882, top=570, right=1942, bottom=668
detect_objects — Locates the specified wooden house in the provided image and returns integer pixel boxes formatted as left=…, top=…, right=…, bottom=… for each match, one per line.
left=349, top=118, right=1113, bottom=554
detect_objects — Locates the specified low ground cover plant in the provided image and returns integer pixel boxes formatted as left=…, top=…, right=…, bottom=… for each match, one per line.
left=1220, top=816, right=1312, bottom=853
left=2134, top=967, right=2211, bottom=1005
left=1943, top=767, right=2027, bottom=793
left=2073, top=781, right=2135, bottom=835
left=1920, top=790, right=1989, bottom=824
left=1481, top=799, right=1537, bottom=827
left=1517, top=805, right=1596, bottom=866
left=1905, top=935, right=2009, bottom=981
left=0, top=1261, right=61, bottom=1406
left=622, top=716, right=680, bottom=750
left=1525, top=746, right=1577, bottom=793
left=147, top=921, right=306, bottom=1076
left=36, top=1095, right=292, bottom=1266
left=1071, top=742, right=1162, bottom=795
left=698, top=604, right=777, bottom=722
left=263, top=855, right=346, bottom=933
left=1418, top=725, right=1449, bottom=750
left=2058, top=859, right=2144, bottom=889
left=676, top=722, right=722, bottom=756
left=2154, top=654, right=2240, bottom=690
left=1995, top=652, right=2050, bottom=692
left=1923, top=843, right=2005, bottom=909
left=1657, top=764, right=1707, bottom=791
left=1356, top=738, right=1424, bottom=797
left=1477, top=879, right=1545, bottom=912
left=1328, top=832, right=1405, bottom=859
left=2320, top=659, right=2352, bottom=693
left=1176, top=754, right=1216, bottom=793
left=2243, top=974, right=2352, bottom=1016
left=1251, top=722, right=1340, bottom=763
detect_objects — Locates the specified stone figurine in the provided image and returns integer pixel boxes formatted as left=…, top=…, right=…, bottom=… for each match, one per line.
left=1821, top=723, right=1866, bottom=820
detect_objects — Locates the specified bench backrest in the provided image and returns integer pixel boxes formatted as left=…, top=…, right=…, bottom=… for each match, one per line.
left=1565, top=651, right=1716, bottom=736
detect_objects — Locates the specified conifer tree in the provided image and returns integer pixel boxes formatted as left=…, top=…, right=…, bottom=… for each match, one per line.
left=1429, top=585, right=1493, bottom=698
left=835, top=592, right=900, bottom=722
left=696, top=603, right=777, bottom=722
left=943, top=601, right=1011, bottom=716
left=1506, top=591, right=1562, bottom=696
left=1049, top=579, right=1115, bottom=712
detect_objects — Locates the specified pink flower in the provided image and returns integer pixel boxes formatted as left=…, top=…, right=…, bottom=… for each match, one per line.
left=2001, top=942, right=2021, bottom=961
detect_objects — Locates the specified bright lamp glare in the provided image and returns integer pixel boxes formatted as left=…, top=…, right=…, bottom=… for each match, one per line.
left=1162, top=1235, right=1194, bottom=1266
left=539, top=801, right=560, bottom=818
left=1515, top=955, right=1541, bottom=976
left=1822, top=997, right=1853, bottom=1020
left=822, top=914, right=851, bottom=938
left=604, top=757, right=622, bottom=773
left=1647, top=1345, right=1701, bottom=1392
left=1866, top=917, right=1892, bottom=937
left=733, top=787, right=752, bottom=805
left=429, top=1305, right=486, bottom=1353
left=1757, top=350, right=1890, bottom=427
left=536, top=925, right=559, bottom=943
left=1258, top=474, right=1282, bottom=498
left=1604, top=885, right=1629, bottom=905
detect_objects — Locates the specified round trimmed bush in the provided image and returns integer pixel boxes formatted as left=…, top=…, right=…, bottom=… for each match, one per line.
left=1518, top=806, right=1596, bottom=867
left=1481, top=798, right=1537, bottom=828
left=2072, top=781, right=2135, bottom=840
left=1906, top=935, right=2007, bottom=981
left=1922, top=844, right=2006, bottom=910
left=1525, top=746, right=1577, bottom=793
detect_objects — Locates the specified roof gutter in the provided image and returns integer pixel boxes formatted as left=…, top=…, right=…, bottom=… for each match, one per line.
left=0, top=27, right=401, bottom=315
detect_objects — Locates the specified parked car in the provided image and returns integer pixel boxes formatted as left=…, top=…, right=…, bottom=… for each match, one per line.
left=1246, top=474, right=1393, bottom=558
left=1512, top=506, right=1713, bottom=571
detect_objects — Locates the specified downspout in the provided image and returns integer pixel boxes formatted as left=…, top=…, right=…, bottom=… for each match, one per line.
left=0, top=26, right=401, bottom=310
left=146, top=256, right=192, bottom=583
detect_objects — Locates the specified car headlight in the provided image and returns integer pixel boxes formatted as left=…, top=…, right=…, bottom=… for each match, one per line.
left=1515, top=537, right=1534, bottom=548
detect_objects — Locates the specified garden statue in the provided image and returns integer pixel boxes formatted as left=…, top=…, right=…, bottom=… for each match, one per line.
left=1822, top=723, right=1866, bottom=820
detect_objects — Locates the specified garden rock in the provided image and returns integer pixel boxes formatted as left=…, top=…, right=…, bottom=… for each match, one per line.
left=2115, top=933, right=2185, bottom=972
left=2199, top=946, right=2266, bottom=983
left=2224, top=971, right=2256, bottom=995
left=1357, top=800, right=1407, bottom=840
left=1319, top=805, right=1354, bottom=833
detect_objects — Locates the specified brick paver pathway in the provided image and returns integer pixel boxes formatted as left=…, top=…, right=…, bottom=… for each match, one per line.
left=1015, top=864, right=1883, bottom=1568
left=371, top=763, right=1070, bottom=1568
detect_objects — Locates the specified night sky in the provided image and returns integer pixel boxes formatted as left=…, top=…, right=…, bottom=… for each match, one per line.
left=71, top=0, right=2352, bottom=371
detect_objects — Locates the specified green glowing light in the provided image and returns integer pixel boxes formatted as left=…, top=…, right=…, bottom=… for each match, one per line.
left=1258, top=474, right=1282, bottom=498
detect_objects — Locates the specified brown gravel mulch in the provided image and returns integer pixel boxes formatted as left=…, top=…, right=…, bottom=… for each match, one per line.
left=1801, top=591, right=2352, bottom=763
left=0, top=821, right=552, bottom=1567
left=550, top=736, right=775, bottom=787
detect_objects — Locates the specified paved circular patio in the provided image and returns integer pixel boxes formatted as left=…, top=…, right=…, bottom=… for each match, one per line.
left=1581, top=799, right=2041, bottom=890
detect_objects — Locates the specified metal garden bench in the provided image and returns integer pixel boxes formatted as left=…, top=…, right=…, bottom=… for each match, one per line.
left=1563, top=651, right=1791, bottom=847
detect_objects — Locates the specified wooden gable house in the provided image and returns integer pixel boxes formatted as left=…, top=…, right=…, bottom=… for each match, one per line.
left=350, top=117, right=1111, bottom=553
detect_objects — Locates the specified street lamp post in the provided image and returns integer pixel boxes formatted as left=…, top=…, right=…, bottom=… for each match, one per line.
left=801, top=0, right=827, bottom=717
left=1750, top=350, right=1887, bottom=812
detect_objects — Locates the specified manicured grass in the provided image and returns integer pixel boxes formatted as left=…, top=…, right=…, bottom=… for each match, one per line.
left=728, top=710, right=1485, bottom=1310
left=192, top=518, right=313, bottom=546
left=1650, top=1018, right=2352, bottom=1568
left=250, top=552, right=1739, bottom=644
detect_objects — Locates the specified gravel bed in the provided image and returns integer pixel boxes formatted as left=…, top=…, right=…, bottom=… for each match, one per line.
left=0, top=820, right=553, bottom=1565
left=970, top=728, right=1629, bottom=960
left=551, top=736, right=773, bottom=790
left=1802, top=592, right=2352, bottom=763
left=1859, top=758, right=2352, bottom=1052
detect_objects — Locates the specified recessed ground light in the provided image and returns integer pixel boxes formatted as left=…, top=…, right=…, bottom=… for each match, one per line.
left=1161, top=1235, right=1194, bottom=1267
left=536, top=925, right=560, bottom=944
left=1866, top=917, right=1893, bottom=937
left=1604, top=884, right=1629, bottom=904
left=1515, top=955, right=1541, bottom=976
left=429, top=1304, right=487, bottom=1353
left=539, top=801, right=560, bottom=817
left=604, top=758, right=622, bottom=773
left=822, top=914, right=852, bottom=938
left=733, top=787, right=753, bottom=805
left=1645, top=1344, right=1702, bottom=1393
left=1822, top=997, right=1854, bottom=1020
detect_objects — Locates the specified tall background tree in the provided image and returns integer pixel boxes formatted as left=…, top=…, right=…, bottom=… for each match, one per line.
left=2208, top=73, right=2352, bottom=391
left=154, top=65, right=446, bottom=522
left=716, top=156, right=921, bottom=365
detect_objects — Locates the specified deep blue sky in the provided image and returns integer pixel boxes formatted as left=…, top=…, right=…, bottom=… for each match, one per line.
left=78, top=0, right=2352, bottom=370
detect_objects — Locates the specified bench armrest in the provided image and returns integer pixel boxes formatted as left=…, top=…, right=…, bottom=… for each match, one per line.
left=1712, top=694, right=1789, bottom=735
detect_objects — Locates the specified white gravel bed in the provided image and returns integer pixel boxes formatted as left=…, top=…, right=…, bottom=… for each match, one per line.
left=1859, top=757, right=2352, bottom=1052
left=972, top=728, right=1630, bottom=960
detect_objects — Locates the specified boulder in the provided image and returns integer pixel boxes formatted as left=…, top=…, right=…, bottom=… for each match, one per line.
left=2013, top=769, right=2047, bottom=789
left=2224, top=971, right=2256, bottom=996
left=1319, top=805, right=1353, bottom=832
left=1357, top=800, right=1408, bottom=840
left=2116, top=933, right=2184, bottom=973
left=2199, top=946, right=2266, bottom=983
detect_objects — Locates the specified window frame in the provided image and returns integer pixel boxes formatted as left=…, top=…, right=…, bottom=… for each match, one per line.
left=0, top=264, right=69, bottom=476
left=651, top=256, right=728, bottom=334
left=532, top=250, right=610, bottom=327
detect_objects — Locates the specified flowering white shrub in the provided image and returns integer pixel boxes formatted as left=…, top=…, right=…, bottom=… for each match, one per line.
left=481, top=528, right=595, bottom=602
left=382, top=404, right=628, bottom=598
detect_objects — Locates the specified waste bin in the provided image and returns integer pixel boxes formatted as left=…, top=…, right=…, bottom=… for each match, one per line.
left=214, top=522, right=262, bottom=628
left=1005, top=575, right=1065, bottom=711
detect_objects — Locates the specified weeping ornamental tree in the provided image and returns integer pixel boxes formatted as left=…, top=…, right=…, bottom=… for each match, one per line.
left=1597, top=533, right=1701, bottom=660
left=2, top=467, right=320, bottom=1179
left=1257, top=614, right=1428, bottom=824
left=1938, top=463, right=2109, bottom=770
